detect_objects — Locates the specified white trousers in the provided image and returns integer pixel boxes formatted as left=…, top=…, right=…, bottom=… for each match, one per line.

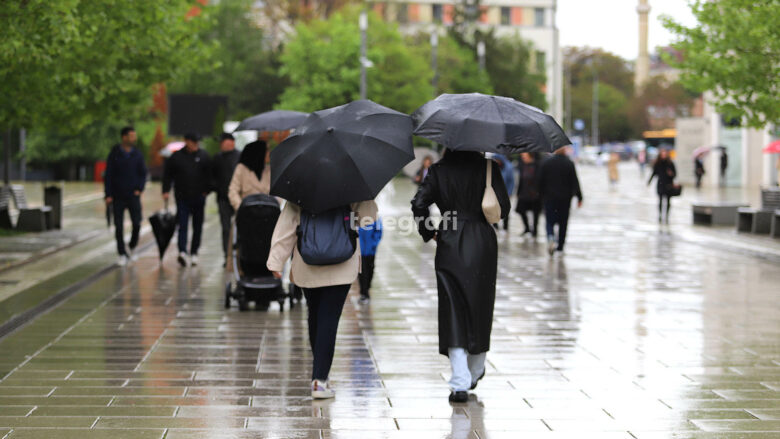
left=448, top=347, right=486, bottom=391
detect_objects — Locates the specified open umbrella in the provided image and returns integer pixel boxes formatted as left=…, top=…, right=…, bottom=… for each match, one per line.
left=692, top=146, right=711, bottom=157
left=763, top=140, right=780, bottom=154
left=148, top=203, right=177, bottom=260
left=160, top=141, right=185, bottom=158
left=270, top=100, right=414, bottom=213
left=412, top=93, right=570, bottom=154
left=234, top=110, right=308, bottom=133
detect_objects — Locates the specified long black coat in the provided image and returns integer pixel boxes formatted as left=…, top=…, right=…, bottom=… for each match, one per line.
left=411, top=151, right=511, bottom=356
left=648, top=159, right=677, bottom=195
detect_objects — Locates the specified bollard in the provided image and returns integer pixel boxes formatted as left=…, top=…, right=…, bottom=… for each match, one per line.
left=44, top=185, right=62, bottom=229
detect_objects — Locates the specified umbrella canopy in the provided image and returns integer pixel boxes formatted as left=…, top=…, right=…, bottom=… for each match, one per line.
left=763, top=140, right=780, bottom=154
left=692, top=146, right=711, bottom=157
left=270, top=100, right=414, bottom=213
left=234, top=110, right=309, bottom=133
left=148, top=207, right=177, bottom=260
left=412, top=93, right=570, bottom=154
left=160, top=141, right=185, bottom=158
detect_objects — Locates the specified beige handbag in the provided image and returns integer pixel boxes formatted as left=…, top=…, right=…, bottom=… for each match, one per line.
left=482, top=159, right=501, bottom=224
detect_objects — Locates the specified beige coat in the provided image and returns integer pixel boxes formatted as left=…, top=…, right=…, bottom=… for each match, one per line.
left=228, top=163, right=271, bottom=210
left=266, top=200, right=378, bottom=289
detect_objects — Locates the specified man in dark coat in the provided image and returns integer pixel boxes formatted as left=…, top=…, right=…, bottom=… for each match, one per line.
left=411, top=150, right=510, bottom=403
left=515, top=152, right=542, bottom=237
left=162, top=133, right=212, bottom=267
left=104, top=126, right=147, bottom=266
left=539, top=147, right=583, bottom=256
left=212, top=133, right=240, bottom=263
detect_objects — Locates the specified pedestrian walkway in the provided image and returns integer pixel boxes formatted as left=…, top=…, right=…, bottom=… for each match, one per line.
left=0, top=167, right=778, bottom=438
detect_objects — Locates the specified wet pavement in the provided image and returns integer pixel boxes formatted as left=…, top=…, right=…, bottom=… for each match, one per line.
left=0, top=164, right=778, bottom=438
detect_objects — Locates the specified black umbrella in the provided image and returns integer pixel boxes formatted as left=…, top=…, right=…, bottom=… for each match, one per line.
left=412, top=93, right=570, bottom=154
left=148, top=203, right=177, bottom=260
left=270, top=100, right=414, bottom=213
left=234, top=110, right=309, bottom=132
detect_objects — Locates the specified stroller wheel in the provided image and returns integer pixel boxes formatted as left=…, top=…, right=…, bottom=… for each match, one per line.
left=238, top=297, right=249, bottom=311
left=278, top=299, right=285, bottom=312
left=224, top=282, right=231, bottom=309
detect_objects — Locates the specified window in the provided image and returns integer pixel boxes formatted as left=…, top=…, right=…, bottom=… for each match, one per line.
left=433, top=4, right=443, bottom=23
left=500, top=7, right=510, bottom=25
left=536, top=51, right=546, bottom=73
left=398, top=3, right=408, bottom=23
left=534, top=7, right=545, bottom=27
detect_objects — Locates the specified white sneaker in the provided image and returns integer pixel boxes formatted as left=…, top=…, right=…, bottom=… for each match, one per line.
left=177, top=252, right=188, bottom=267
left=190, top=254, right=198, bottom=266
left=359, top=296, right=370, bottom=305
left=117, top=255, right=129, bottom=266
left=311, top=380, right=335, bottom=399
left=127, top=248, right=138, bottom=262
left=547, top=240, right=556, bottom=256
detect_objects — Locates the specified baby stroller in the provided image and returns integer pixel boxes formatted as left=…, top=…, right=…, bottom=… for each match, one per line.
left=224, top=194, right=288, bottom=311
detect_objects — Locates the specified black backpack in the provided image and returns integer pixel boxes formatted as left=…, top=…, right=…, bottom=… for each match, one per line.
left=296, top=206, right=357, bottom=265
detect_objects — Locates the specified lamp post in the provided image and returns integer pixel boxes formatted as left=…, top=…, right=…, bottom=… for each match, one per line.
left=431, top=31, right=439, bottom=96
left=591, top=59, right=599, bottom=146
left=359, top=11, right=368, bottom=100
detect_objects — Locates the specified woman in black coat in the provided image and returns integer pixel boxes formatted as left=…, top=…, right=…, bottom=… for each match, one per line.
left=648, top=148, right=677, bottom=223
left=411, top=150, right=510, bottom=403
left=515, top=152, right=542, bottom=237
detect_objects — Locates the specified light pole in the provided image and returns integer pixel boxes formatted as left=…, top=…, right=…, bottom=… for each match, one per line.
left=431, top=31, right=439, bottom=96
left=591, top=59, right=599, bottom=146
left=359, top=11, right=368, bottom=100
left=477, top=40, right=486, bottom=71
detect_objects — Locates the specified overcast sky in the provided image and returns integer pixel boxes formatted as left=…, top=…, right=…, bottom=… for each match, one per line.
left=557, top=0, right=698, bottom=60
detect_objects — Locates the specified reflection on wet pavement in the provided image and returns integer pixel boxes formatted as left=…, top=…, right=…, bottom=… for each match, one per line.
left=0, top=165, right=778, bottom=438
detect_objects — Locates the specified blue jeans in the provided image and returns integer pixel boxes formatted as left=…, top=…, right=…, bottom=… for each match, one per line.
left=176, top=196, right=205, bottom=255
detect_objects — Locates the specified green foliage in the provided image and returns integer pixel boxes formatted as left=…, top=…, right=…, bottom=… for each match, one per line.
left=278, top=7, right=431, bottom=113
left=169, top=0, right=288, bottom=120
left=0, top=0, right=214, bottom=132
left=25, top=121, right=124, bottom=163
left=564, top=48, right=635, bottom=141
left=482, top=32, right=546, bottom=109
left=663, top=0, right=780, bottom=128
left=407, top=33, right=492, bottom=96
left=628, top=76, right=696, bottom=134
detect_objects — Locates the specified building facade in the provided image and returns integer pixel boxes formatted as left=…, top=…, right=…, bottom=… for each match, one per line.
left=370, top=0, right=562, bottom=122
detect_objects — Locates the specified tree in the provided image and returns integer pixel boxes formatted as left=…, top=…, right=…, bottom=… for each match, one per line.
left=663, top=0, right=780, bottom=128
left=564, top=47, right=635, bottom=141
left=169, top=0, right=288, bottom=120
left=278, top=7, right=431, bottom=113
left=629, top=76, right=696, bottom=134
left=0, top=0, right=213, bottom=132
left=407, top=33, right=492, bottom=96
left=482, top=31, right=546, bottom=109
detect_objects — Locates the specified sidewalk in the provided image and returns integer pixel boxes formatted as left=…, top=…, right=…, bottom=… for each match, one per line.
left=0, top=166, right=777, bottom=438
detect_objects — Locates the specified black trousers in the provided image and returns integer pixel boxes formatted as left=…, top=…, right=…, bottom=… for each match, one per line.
left=359, top=255, right=376, bottom=298
left=516, top=199, right=542, bottom=235
left=113, top=196, right=142, bottom=256
left=176, top=196, right=205, bottom=255
left=303, top=284, right=350, bottom=380
left=544, top=199, right=571, bottom=251
left=217, top=198, right=234, bottom=258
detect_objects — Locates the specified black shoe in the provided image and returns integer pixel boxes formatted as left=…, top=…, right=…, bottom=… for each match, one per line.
left=470, top=370, right=485, bottom=390
left=448, top=391, right=468, bottom=403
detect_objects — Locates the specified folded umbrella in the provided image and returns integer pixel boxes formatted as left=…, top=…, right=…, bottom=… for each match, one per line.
left=234, top=110, right=309, bottom=133
left=105, top=201, right=112, bottom=228
left=270, top=100, right=414, bottom=213
left=412, top=93, right=570, bottom=154
left=148, top=202, right=177, bottom=260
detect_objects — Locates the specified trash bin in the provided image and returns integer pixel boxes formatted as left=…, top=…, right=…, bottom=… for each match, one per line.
left=44, top=185, right=62, bottom=229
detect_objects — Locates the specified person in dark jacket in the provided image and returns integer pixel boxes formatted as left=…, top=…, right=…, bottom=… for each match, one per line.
left=411, top=150, right=510, bottom=403
left=514, top=152, right=542, bottom=238
left=648, top=148, right=677, bottom=223
left=358, top=218, right=382, bottom=304
left=212, top=133, right=240, bottom=263
left=162, top=133, right=212, bottom=267
left=694, top=155, right=705, bottom=189
left=539, top=147, right=583, bottom=256
left=104, top=126, right=147, bottom=266
left=414, top=155, right=434, bottom=185
left=491, top=154, right=515, bottom=231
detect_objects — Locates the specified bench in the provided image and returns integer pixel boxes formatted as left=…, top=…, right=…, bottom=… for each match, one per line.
left=1, top=185, right=53, bottom=232
left=772, top=210, right=780, bottom=239
left=0, top=187, right=12, bottom=229
left=692, top=202, right=747, bottom=226
left=736, top=188, right=780, bottom=235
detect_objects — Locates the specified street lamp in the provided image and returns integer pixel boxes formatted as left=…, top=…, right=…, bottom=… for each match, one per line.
left=431, top=31, right=439, bottom=96
left=360, top=11, right=368, bottom=100
left=590, top=57, right=599, bottom=146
